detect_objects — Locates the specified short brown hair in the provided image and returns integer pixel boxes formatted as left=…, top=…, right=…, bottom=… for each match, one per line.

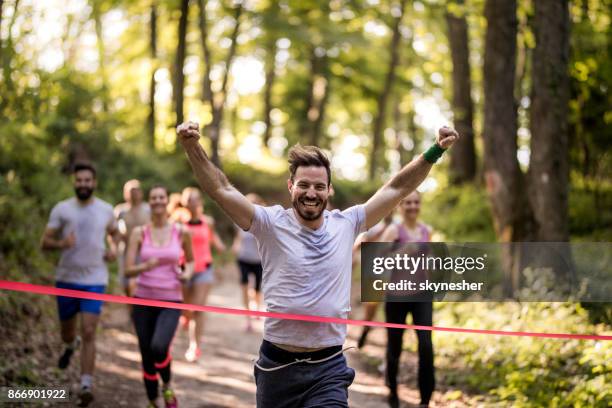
left=288, top=145, right=331, bottom=185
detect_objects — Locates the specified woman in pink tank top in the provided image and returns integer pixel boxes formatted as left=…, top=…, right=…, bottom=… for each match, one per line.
left=378, top=191, right=435, bottom=408
left=125, top=186, right=194, bottom=408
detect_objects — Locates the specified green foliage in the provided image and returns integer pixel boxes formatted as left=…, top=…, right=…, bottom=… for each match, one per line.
left=420, top=184, right=496, bottom=242
left=435, top=301, right=612, bottom=407
left=569, top=178, right=612, bottom=241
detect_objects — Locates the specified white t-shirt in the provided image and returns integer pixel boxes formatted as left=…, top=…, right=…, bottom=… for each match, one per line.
left=47, top=197, right=116, bottom=285
left=249, top=204, right=366, bottom=348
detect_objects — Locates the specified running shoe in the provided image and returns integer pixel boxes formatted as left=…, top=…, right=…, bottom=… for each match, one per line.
left=76, top=386, right=94, bottom=407
left=184, top=345, right=201, bottom=362
left=162, top=387, right=178, bottom=408
left=58, top=336, right=81, bottom=369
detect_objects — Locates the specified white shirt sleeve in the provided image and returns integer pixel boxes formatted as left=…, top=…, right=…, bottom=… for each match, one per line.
left=248, top=204, right=280, bottom=237
left=342, top=204, right=367, bottom=237
left=47, top=203, right=64, bottom=230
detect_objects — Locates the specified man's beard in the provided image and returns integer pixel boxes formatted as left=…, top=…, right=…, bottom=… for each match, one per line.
left=292, top=196, right=327, bottom=221
left=75, top=187, right=94, bottom=201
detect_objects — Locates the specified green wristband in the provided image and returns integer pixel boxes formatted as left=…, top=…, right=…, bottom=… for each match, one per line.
left=423, top=143, right=446, bottom=164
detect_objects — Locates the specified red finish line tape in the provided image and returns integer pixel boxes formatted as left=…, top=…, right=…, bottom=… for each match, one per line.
left=1, top=280, right=610, bottom=341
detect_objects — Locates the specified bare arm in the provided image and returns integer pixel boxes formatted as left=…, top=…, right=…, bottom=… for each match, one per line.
left=379, top=224, right=399, bottom=243
left=205, top=216, right=226, bottom=252
left=212, top=230, right=226, bottom=252
left=177, top=121, right=254, bottom=230
left=364, top=126, right=458, bottom=229
left=41, top=227, right=74, bottom=250
left=125, top=226, right=156, bottom=277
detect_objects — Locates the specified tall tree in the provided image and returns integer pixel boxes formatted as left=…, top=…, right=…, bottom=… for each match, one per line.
left=446, top=0, right=476, bottom=184
left=198, top=0, right=243, bottom=167
left=261, top=2, right=280, bottom=146
left=483, top=0, right=534, bottom=290
left=0, top=0, right=5, bottom=62
left=262, top=37, right=277, bottom=145
left=91, top=0, right=109, bottom=112
left=1, top=0, right=19, bottom=106
left=300, top=47, right=330, bottom=146
left=528, top=0, right=571, bottom=242
left=173, top=0, right=189, bottom=128
left=369, top=0, right=407, bottom=179
left=148, top=1, right=158, bottom=148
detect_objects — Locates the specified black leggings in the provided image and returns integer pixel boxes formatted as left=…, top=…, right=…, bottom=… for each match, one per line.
left=132, top=304, right=181, bottom=401
left=385, top=301, right=435, bottom=405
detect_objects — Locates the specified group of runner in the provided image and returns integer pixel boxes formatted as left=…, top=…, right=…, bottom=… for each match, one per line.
left=41, top=122, right=458, bottom=407
left=42, top=175, right=263, bottom=407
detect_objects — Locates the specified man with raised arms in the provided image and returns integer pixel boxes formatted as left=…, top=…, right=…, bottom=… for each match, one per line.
left=176, top=121, right=458, bottom=407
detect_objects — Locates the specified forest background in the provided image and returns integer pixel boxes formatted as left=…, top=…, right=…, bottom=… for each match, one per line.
left=0, top=0, right=610, bottom=406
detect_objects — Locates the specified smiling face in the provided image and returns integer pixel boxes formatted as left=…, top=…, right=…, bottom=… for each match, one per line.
left=149, top=186, right=169, bottom=216
left=288, top=166, right=331, bottom=223
left=400, top=191, right=421, bottom=222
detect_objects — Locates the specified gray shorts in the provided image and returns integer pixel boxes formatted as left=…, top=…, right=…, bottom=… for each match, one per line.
left=185, top=264, right=214, bottom=287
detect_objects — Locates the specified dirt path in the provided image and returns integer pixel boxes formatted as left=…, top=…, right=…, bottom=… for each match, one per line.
left=50, top=265, right=478, bottom=407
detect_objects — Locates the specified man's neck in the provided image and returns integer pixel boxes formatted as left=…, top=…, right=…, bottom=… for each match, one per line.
left=76, top=197, right=94, bottom=206
left=292, top=208, right=324, bottom=230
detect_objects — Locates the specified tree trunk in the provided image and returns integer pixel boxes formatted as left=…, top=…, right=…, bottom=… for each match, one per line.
left=446, top=0, right=476, bottom=184
left=148, top=1, right=157, bottom=149
left=299, top=47, right=329, bottom=146
left=173, top=0, right=189, bottom=128
left=369, top=0, right=406, bottom=179
left=207, top=2, right=242, bottom=167
left=2, top=0, right=19, bottom=91
left=262, top=38, right=277, bottom=146
left=91, top=1, right=109, bottom=112
left=528, top=0, right=570, bottom=242
left=392, top=92, right=408, bottom=168
left=308, top=58, right=330, bottom=146
left=483, top=0, right=535, bottom=293
left=0, top=0, right=5, bottom=62
left=197, top=0, right=213, bottom=106
left=404, top=110, right=418, bottom=166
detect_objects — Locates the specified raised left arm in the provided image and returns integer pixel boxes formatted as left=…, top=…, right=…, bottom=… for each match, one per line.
left=364, top=126, right=459, bottom=229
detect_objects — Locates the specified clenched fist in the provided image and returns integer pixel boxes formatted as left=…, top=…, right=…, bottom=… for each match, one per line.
left=176, top=121, right=201, bottom=145
left=436, top=126, right=459, bottom=149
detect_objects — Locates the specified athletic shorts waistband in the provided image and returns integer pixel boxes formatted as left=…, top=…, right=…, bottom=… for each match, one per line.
left=260, top=340, right=342, bottom=365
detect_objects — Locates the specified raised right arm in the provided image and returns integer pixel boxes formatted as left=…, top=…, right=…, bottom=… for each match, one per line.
left=177, top=121, right=254, bottom=231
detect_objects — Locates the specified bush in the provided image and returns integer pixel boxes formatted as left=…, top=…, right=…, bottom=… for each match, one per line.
left=420, top=184, right=496, bottom=242
left=434, top=301, right=612, bottom=407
